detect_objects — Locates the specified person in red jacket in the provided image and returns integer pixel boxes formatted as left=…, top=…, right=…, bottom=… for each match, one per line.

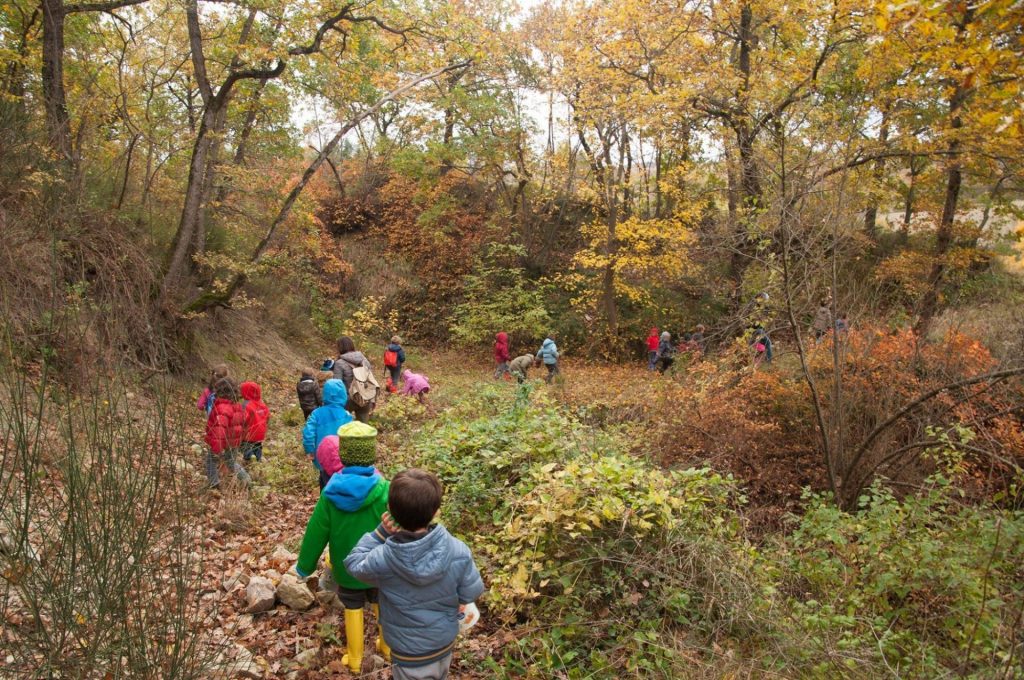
left=240, top=381, right=270, bottom=463
left=494, top=331, right=511, bottom=379
left=204, top=378, right=251, bottom=489
left=646, top=328, right=660, bottom=371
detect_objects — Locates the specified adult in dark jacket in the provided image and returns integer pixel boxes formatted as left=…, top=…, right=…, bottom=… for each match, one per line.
left=333, top=335, right=377, bottom=423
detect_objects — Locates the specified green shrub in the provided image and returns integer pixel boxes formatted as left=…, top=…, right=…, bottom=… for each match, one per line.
left=401, top=385, right=758, bottom=677
left=769, top=477, right=1024, bottom=676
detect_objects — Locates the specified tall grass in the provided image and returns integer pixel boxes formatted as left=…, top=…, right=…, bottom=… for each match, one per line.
left=0, top=343, right=218, bottom=678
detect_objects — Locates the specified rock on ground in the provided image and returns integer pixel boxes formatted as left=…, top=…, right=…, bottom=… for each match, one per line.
left=245, top=576, right=276, bottom=613
left=269, top=545, right=297, bottom=568
left=276, top=573, right=315, bottom=611
left=294, top=646, right=319, bottom=667
left=218, top=643, right=263, bottom=679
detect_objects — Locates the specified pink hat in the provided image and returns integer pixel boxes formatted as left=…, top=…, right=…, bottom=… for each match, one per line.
left=316, top=435, right=343, bottom=477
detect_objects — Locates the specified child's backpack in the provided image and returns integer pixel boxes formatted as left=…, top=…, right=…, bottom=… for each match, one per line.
left=348, top=365, right=380, bottom=408
left=384, top=348, right=399, bottom=369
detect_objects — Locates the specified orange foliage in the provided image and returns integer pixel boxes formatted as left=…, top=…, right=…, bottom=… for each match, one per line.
left=557, top=327, right=1023, bottom=528
left=373, top=174, right=497, bottom=337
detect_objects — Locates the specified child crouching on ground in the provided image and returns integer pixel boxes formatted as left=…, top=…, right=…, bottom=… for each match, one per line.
left=296, top=367, right=322, bottom=421
left=345, top=468, right=485, bottom=680
left=508, top=354, right=535, bottom=384
left=240, top=381, right=270, bottom=462
left=399, top=369, right=430, bottom=404
left=204, top=378, right=251, bottom=489
left=295, top=422, right=389, bottom=673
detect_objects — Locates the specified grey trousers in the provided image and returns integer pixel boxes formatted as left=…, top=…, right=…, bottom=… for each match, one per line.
left=391, top=653, right=453, bottom=680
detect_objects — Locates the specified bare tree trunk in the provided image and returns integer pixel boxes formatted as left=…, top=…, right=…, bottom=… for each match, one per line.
left=41, top=0, right=72, bottom=166
left=41, top=0, right=151, bottom=169
left=863, top=110, right=889, bottom=240
left=915, top=9, right=973, bottom=336
left=115, top=133, right=140, bottom=209
left=729, top=3, right=761, bottom=281
left=901, top=156, right=919, bottom=244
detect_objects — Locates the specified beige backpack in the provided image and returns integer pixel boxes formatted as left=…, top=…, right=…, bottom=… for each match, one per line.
left=348, top=364, right=380, bottom=408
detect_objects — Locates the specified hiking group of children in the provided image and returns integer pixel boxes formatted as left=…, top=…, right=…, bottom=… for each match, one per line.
left=198, top=364, right=270, bottom=489
left=296, top=398, right=481, bottom=679
left=644, top=325, right=706, bottom=374
left=199, top=334, right=479, bottom=679
left=492, top=331, right=561, bottom=384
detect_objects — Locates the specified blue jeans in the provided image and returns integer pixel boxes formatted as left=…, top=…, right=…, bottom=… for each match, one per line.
left=205, top=448, right=251, bottom=488
left=647, top=351, right=658, bottom=371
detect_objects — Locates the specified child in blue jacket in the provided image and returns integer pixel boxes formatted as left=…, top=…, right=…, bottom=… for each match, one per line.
left=303, top=379, right=353, bottom=490
left=346, top=469, right=484, bottom=680
left=536, top=335, right=560, bottom=384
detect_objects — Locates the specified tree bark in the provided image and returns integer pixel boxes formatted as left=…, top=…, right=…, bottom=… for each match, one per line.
left=41, top=0, right=72, bottom=165
left=915, top=9, right=973, bottom=336
left=863, top=110, right=889, bottom=239
left=900, top=156, right=919, bottom=244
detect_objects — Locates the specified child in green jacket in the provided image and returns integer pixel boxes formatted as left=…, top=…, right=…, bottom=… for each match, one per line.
left=295, top=421, right=390, bottom=672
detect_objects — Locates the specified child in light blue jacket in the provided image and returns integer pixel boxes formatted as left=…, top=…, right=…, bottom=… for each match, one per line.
left=346, top=469, right=484, bottom=680
left=302, top=379, right=353, bottom=489
left=536, top=335, right=560, bottom=384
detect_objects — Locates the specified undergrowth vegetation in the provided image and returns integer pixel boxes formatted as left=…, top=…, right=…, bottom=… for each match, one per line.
left=387, top=382, right=1024, bottom=678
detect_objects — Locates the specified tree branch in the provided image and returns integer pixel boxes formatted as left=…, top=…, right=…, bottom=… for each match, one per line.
left=184, top=61, right=472, bottom=313
left=847, top=367, right=1024, bottom=482
left=65, top=0, right=149, bottom=13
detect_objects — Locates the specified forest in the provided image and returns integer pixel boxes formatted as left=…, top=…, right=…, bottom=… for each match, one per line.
left=1, top=0, right=1024, bottom=677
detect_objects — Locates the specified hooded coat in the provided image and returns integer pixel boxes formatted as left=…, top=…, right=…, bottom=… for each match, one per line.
left=240, top=382, right=270, bottom=443
left=646, top=329, right=660, bottom=352
left=332, top=351, right=373, bottom=392
left=296, top=377, right=322, bottom=416
left=295, top=467, right=390, bottom=591
left=345, top=523, right=485, bottom=667
left=316, top=435, right=343, bottom=477
left=302, top=380, right=353, bottom=463
left=399, top=370, right=430, bottom=396
left=205, top=398, right=244, bottom=454
left=536, top=338, right=559, bottom=365
left=509, top=354, right=534, bottom=376
left=657, top=332, right=675, bottom=358
left=494, top=332, right=510, bottom=363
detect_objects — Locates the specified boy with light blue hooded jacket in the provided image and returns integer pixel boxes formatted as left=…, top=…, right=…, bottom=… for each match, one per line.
left=536, top=334, right=560, bottom=384
left=346, top=468, right=484, bottom=680
left=302, top=378, right=353, bottom=489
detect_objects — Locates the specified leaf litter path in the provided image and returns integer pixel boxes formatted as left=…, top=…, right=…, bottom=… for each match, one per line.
left=189, top=363, right=503, bottom=679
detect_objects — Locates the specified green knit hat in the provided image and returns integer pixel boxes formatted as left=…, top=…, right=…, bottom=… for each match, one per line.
left=337, top=421, right=378, bottom=467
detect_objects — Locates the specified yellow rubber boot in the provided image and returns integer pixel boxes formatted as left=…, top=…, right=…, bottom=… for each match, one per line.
left=341, top=608, right=364, bottom=673
left=371, top=603, right=391, bottom=661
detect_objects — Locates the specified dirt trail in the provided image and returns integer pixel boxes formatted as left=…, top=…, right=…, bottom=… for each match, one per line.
left=187, top=341, right=497, bottom=679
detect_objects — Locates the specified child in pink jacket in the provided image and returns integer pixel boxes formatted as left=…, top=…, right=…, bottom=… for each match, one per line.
left=399, top=369, right=431, bottom=404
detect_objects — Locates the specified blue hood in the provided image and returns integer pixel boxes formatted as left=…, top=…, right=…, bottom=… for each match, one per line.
left=322, top=379, right=348, bottom=407
left=323, top=466, right=382, bottom=511
left=382, top=525, right=456, bottom=586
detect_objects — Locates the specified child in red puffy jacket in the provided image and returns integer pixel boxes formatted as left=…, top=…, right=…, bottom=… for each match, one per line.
left=240, top=381, right=270, bottom=463
left=493, top=332, right=511, bottom=379
left=204, top=378, right=251, bottom=489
